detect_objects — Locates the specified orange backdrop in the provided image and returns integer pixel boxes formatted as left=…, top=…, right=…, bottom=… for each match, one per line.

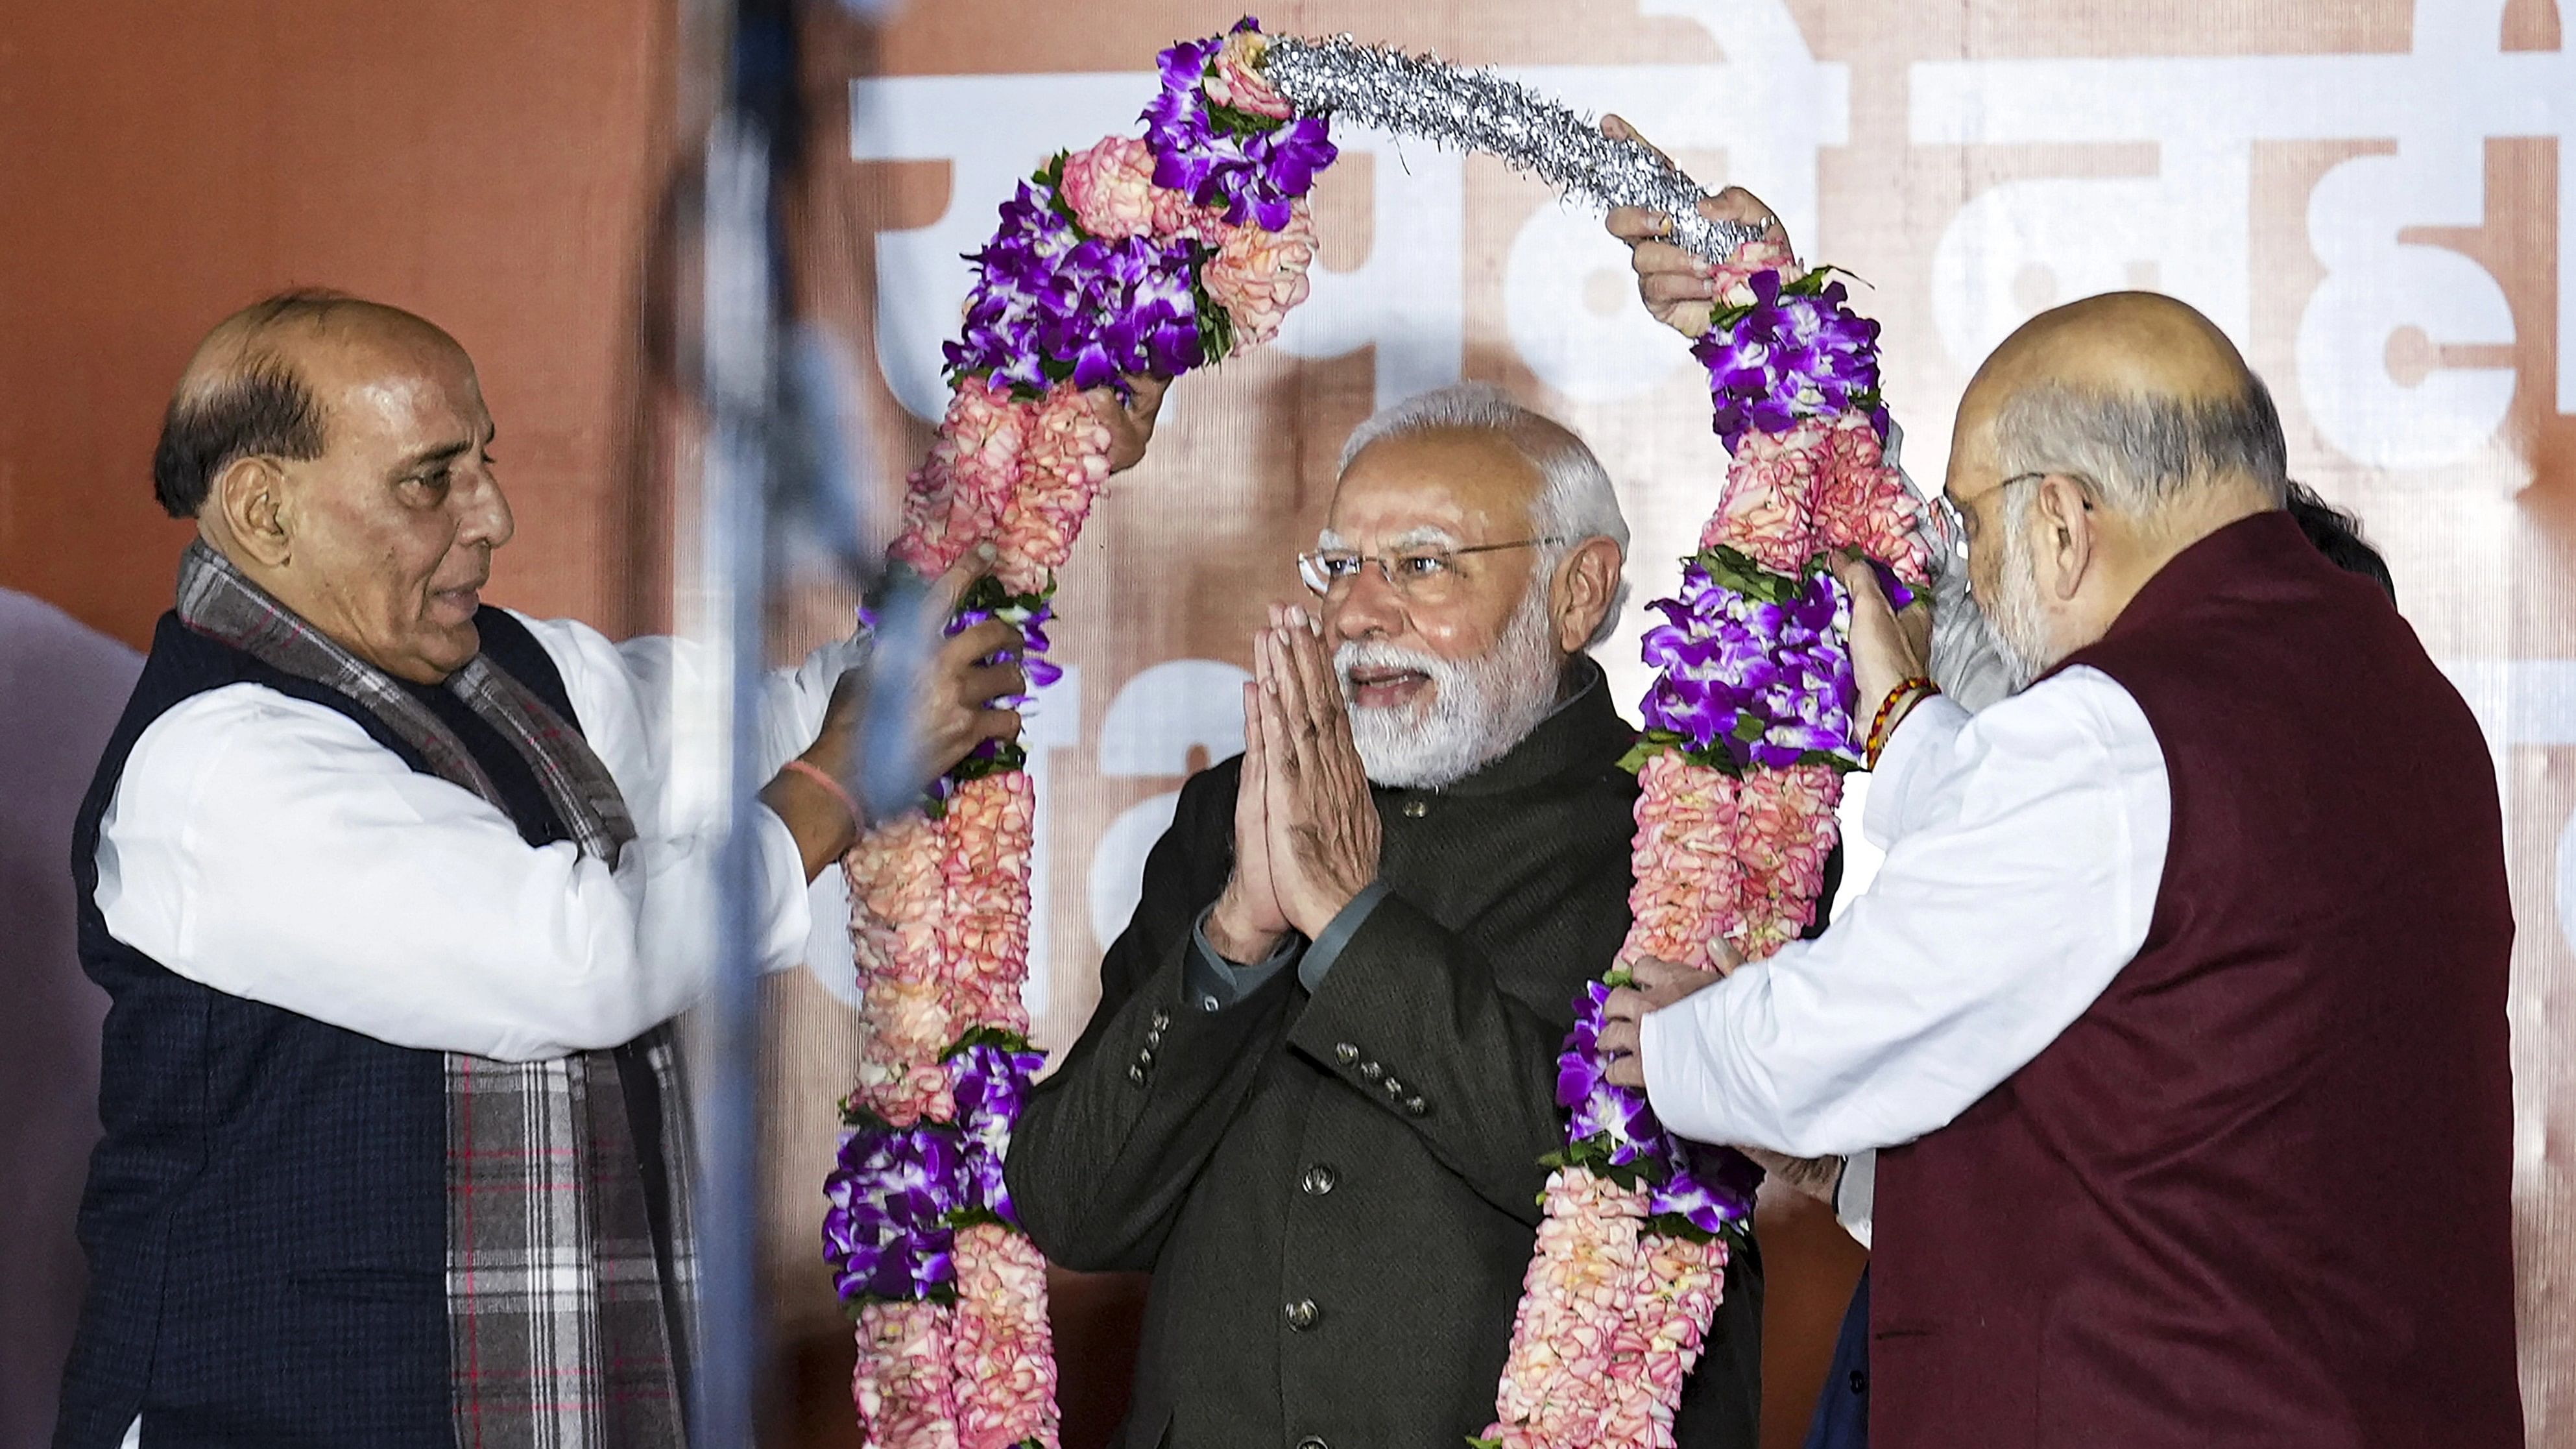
left=5, top=1, right=2575, bottom=1445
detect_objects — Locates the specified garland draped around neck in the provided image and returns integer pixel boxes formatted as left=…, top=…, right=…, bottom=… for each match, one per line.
left=821, top=21, right=1931, bottom=1449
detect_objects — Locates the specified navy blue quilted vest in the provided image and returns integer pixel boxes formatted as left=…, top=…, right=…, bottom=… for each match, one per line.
left=54, top=608, right=581, bottom=1449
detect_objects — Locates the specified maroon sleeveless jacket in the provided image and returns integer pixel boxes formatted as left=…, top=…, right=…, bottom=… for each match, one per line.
left=1871, top=510, right=2520, bottom=1448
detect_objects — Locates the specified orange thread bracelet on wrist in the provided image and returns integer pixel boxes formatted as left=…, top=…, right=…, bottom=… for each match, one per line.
left=1864, top=676, right=1939, bottom=771
left=781, top=758, right=864, bottom=832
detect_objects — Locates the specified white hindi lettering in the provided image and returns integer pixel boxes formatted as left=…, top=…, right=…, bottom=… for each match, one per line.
left=1912, top=0, right=2573, bottom=471
left=1499, top=0, right=1848, bottom=403
left=848, top=0, right=1842, bottom=416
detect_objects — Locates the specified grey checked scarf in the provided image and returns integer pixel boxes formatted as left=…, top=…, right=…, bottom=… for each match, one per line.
left=176, top=540, right=697, bottom=1448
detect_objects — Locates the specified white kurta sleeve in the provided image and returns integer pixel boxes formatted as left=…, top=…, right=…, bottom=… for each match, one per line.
left=515, top=614, right=865, bottom=992
left=1639, top=666, right=2171, bottom=1158
left=93, top=618, right=868, bottom=1060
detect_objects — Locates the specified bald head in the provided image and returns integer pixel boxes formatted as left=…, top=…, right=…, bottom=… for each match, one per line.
left=1942, top=292, right=2287, bottom=693
left=156, top=291, right=510, bottom=684
left=155, top=291, right=467, bottom=518
left=1972, top=291, right=2257, bottom=407
left=1949, top=291, right=2288, bottom=521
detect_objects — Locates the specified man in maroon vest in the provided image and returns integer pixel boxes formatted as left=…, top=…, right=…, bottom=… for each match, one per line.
left=1598, top=281, right=2521, bottom=1446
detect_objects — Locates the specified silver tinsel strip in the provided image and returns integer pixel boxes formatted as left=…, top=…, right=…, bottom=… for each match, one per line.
left=1264, top=33, right=1763, bottom=262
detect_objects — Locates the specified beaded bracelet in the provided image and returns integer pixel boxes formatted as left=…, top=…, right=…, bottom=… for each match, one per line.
left=1864, top=675, right=1940, bottom=771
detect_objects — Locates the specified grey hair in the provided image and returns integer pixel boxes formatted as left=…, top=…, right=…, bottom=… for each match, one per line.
left=1337, top=381, right=1631, bottom=649
left=1992, top=376, right=2291, bottom=514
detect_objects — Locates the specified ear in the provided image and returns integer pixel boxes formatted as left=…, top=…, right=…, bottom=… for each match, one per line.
left=1550, top=537, right=1624, bottom=653
left=213, top=455, right=294, bottom=568
left=2034, top=474, right=2097, bottom=604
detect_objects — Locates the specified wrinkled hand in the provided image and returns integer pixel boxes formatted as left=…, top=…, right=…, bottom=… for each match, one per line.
left=765, top=555, right=1020, bottom=878
left=1087, top=374, right=1172, bottom=475
left=813, top=551, right=1024, bottom=798
left=1600, top=115, right=1793, bottom=341
left=1832, top=555, right=1933, bottom=745
left=907, top=554, right=1029, bottom=784
left=1598, top=948, right=1739, bottom=1090
left=1205, top=667, right=1294, bottom=963
left=1255, top=604, right=1381, bottom=939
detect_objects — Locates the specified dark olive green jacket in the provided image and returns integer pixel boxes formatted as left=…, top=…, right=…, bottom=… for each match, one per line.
left=1006, top=668, right=1764, bottom=1449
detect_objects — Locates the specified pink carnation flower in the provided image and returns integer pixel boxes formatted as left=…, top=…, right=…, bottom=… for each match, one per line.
left=1729, top=765, right=1841, bottom=962
left=1204, top=28, right=1295, bottom=120
left=950, top=1225, right=1060, bottom=1449
left=990, top=385, right=1113, bottom=593
left=861, top=975, right=957, bottom=1074
left=854, top=1057, right=955, bottom=1128
left=1059, top=137, right=1160, bottom=241
left=854, top=1299, right=961, bottom=1449
left=1591, top=1231, right=1729, bottom=1448
left=1624, top=753, right=1742, bottom=972
left=897, top=376, right=1030, bottom=579
left=1203, top=200, right=1319, bottom=350
left=1708, top=237, right=1803, bottom=309
left=1809, top=414, right=1934, bottom=589
left=934, top=773, right=1038, bottom=1033
left=1707, top=419, right=1825, bottom=575
left=1488, top=1167, right=1648, bottom=1444
left=1153, top=188, right=1232, bottom=245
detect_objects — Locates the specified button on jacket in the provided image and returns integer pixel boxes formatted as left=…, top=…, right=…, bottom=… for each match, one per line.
left=1005, top=662, right=1763, bottom=1449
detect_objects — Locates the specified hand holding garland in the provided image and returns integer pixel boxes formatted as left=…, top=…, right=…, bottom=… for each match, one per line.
left=763, top=552, right=1029, bottom=880
left=1832, top=553, right=1935, bottom=748
left=1089, top=373, right=1172, bottom=475
left=1601, top=115, right=1792, bottom=340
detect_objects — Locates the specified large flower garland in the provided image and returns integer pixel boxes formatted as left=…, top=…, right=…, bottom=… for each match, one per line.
left=823, top=21, right=1335, bottom=1448
left=827, top=21, right=1931, bottom=1447
left=1479, top=249, right=1929, bottom=1447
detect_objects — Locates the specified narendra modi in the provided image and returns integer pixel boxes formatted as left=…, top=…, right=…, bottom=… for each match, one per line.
left=1005, top=381, right=1777, bottom=1449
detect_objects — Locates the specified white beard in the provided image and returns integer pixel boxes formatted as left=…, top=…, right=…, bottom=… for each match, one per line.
left=1338, top=582, right=1563, bottom=789
left=1980, top=493, right=2061, bottom=695
left=1927, top=549, right=2019, bottom=713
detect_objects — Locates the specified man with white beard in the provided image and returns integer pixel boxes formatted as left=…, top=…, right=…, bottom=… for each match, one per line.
left=1006, top=383, right=1770, bottom=1449
left=1594, top=174, right=2519, bottom=1446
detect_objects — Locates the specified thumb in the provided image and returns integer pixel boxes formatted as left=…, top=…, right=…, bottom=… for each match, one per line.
left=930, top=541, right=1000, bottom=616
left=1834, top=555, right=1894, bottom=624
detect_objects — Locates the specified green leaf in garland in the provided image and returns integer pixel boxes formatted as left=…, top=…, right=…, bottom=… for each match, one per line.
left=1031, top=152, right=1079, bottom=228
left=943, top=1025, right=1037, bottom=1059
left=1204, top=98, right=1286, bottom=139
left=1692, top=544, right=1805, bottom=605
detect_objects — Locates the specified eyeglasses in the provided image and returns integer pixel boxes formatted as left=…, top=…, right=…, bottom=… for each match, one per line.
left=1295, top=537, right=1568, bottom=602
left=1936, top=472, right=2048, bottom=563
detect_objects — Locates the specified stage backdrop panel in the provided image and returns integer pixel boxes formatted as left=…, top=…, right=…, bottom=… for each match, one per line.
left=4, top=1, right=2573, bottom=1445
left=767, top=1, right=2576, bottom=1443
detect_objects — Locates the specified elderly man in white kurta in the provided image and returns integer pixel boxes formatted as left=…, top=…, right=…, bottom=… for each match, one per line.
left=53, top=291, right=1057, bottom=1449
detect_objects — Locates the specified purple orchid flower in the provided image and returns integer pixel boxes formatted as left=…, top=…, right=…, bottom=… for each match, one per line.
left=1556, top=981, right=1670, bottom=1169
left=821, top=1122, right=970, bottom=1302
left=1548, top=980, right=1762, bottom=1234
left=945, top=179, right=1209, bottom=397
left=1639, top=562, right=1862, bottom=771
left=948, top=1040, right=1045, bottom=1223
left=1141, top=19, right=1337, bottom=232
left=1692, top=270, right=1884, bottom=455
left=945, top=180, right=1081, bottom=394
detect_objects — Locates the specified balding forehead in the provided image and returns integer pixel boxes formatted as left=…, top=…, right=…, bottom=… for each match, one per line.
left=1979, top=291, right=2251, bottom=401
left=183, top=296, right=456, bottom=383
